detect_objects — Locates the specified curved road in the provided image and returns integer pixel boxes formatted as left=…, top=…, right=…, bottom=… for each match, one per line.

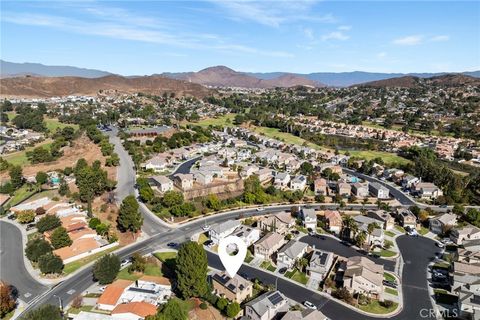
left=0, top=221, right=48, bottom=303
left=12, top=129, right=438, bottom=319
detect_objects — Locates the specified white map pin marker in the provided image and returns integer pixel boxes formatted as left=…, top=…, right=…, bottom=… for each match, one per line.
left=218, top=235, right=247, bottom=278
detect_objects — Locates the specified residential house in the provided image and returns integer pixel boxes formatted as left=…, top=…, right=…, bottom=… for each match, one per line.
left=244, top=290, right=289, bottom=320
left=274, top=173, right=291, bottom=189
left=451, top=226, right=480, bottom=245
left=209, top=220, right=241, bottom=244
left=314, top=178, right=327, bottom=195
left=452, top=262, right=480, bottom=292
left=173, top=173, right=194, bottom=190
left=301, top=208, right=317, bottom=230
left=337, top=182, right=351, bottom=197
left=290, top=175, right=307, bottom=191
left=457, top=288, right=480, bottom=320
left=277, top=240, right=309, bottom=269
left=367, top=211, right=395, bottom=230
left=242, top=165, right=260, bottom=178
left=401, top=175, right=420, bottom=189
left=353, top=215, right=385, bottom=247
left=413, top=182, right=443, bottom=199
left=111, top=302, right=157, bottom=320
left=369, top=182, right=389, bottom=199
left=341, top=256, right=384, bottom=300
left=211, top=272, right=253, bottom=303
left=280, top=309, right=328, bottom=320
left=256, top=168, right=273, bottom=183
left=429, top=213, right=457, bottom=235
left=97, top=280, right=134, bottom=311
left=306, top=250, right=334, bottom=281
left=258, top=211, right=295, bottom=235
left=397, top=208, right=417, bottom=229
left=254, top=232, right=286, bottom=261
left=322, top=210, right=342, bottom=234
left=231, top=225, right=260, bottom=246
left=149, top=176, right=173, bottom=193
left=142, top=156, right=169, bottom=172
left=351, top=182, right=369, bottom=198
left=194, top=171, right=214, bottom=185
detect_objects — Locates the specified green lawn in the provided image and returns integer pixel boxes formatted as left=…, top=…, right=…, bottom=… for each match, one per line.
left=186, top=114, right=235, bottom=127
left=5, top=185, right=38, bottom=207
left=385, top=287, right=398, bottom=296
left=395, top=225, right=405, bottom=233
left=117, top=262, right=162, bottom=281
left=245, top=249, right=254, bottom=263
left=153, top=251, right=177, bottom=261
left=358, top=300, right=399, bottom=314
left=27, top=232, right=41, bottom=242
left=378, top=249, right=396, bottom=257
left=260, top=261, right=276, bottom=272
left=289, top=270, right=309, bottom=285
left=295, top=225, right=308, bottom=234
left=252, top=126, right=329, bottom=151
left=67, top=305, right=94, bottom=315
left=384, top=272, right=396, bottom=283
left=2, top=140, right=53, bottom=166
left=385, top=231, right=396, bottom=237
left=418, top=226, right=429, bottom=235
left=345, top=150, right=411, bottom=166
left=45, top=118, right=79, bottom=133
left=63, top=245, right=119, bottom=274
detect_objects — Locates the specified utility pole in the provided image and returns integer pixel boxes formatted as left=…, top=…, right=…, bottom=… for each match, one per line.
left=53, top=294, right=63, bottom=313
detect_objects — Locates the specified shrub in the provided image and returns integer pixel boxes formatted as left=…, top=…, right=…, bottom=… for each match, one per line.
left=216, top=298, right=228, bottom=311
left=226, top=302, right=241, bottom=318
left=35, top=207, right=46, bottom=215
left=38, top=253, right=64, bottom=274
left=50, top=227, right=72, bottom=249
left=89, top=217, right=101, bottom=229
left=20, top=304, right=63, bottom=320
left=381, top=300, right=394, bottom=308
left=36, top=215, right=61, bottom=233
left=199, top=302, right=208, bottom=310
left=17, top=210, right=35, bottom=224
left=71, top=295, right=83, bottom=309
left=128, top=252, right=146, bottom=273
left=25, top=238, right=53, bottom=262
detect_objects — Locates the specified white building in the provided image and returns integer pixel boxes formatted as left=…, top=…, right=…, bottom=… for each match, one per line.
left=209, top=220, right=241, bottom=244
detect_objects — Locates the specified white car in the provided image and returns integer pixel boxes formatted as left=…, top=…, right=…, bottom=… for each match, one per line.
left=202, top=225, right=211, bottom=232
left=256, top=207, right=265, bottom=212
left=303, top=301, right=316, bottom=310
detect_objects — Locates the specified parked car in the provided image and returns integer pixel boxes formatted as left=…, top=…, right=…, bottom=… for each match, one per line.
left=202, top=225, right=211, bottom=232
left=120, top=258, right=132, bottom=268
left=167, top=242, right=178, bottom=248
left=436, top=242, right=445, bottom=248
left=27, top=223, right=36, bottom=228
left=204, top=240, right=214, bottom=248
left=340, top=240, right=352, bottom=247
left=383, top=280, right=397, bottom=288
left=256, top=207, right=265, bottom=212
left=7, top=214, right=16, bottom=220
left=26, top=226, right=35, bottom=231
left=303, top=301, right=316, bottom=310
left=278, top=267, right=287, bottom=274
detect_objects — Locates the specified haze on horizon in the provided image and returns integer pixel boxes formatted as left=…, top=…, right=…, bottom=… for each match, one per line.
left=1, top=1, right=479, bottom=75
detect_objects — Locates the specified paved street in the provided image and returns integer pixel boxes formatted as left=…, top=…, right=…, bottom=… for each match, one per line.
left=0, top=221, right=48, bottom=303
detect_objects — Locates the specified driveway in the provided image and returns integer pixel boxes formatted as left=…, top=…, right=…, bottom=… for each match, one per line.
left=0, top=221, right=48, bottom=303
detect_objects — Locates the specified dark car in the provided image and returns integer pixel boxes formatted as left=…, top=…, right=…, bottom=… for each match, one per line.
left=383, top=280, right=397, bottom=288
left=27, top=223, right=36, bottom=228
left=7, top=214, right=16, bottom=220
left=370, top=253, right=380, bottom=259
left=279, top=267, right=287, bottom=274
left=167, top=242, right=178, bottom=248
left=340, top=240, right=352, bottom=247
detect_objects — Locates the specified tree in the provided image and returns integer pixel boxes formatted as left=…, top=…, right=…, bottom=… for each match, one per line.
left=38, top=253, right=64, bottom=274
left=88, top=217, right=101, bottom=229
left=355, top=230, right=367, bottom=247
left=117, top=195, right=143, bottom=233
left=299, top=162, right=314, bottom=176
left=139, top=185, right=154, bottom=203
left=93, top=254, right=120, bottom=285
left=58, top=178, right=70, bottom=196
left=95, top=223, right=110, bottom=236
left=0, top=281, right=15, bottom=318
left=17, top=210, right=36, bottom=224
left=176, top=242, right=208, bottom=298
left=36, top=215, right=61, bottom=233
left=9, top=165, right=23, bottom=189
left=25, top=238, right=53, bottom=262
left=50, top=227, right=72, bottom=249
left=156, top=298, right=189, bottom=320
left=204, top=194, right=221, bottom=211
left=35, top=171, right=49, bottom=186
left=128, top=252, right=146, bottom=273
left=216, top=297, right=228, bottom=311
left=162, top=191, right=184, bottom=208
left=20, top=304, right=63, bottom=320
left=226, top=302, right=241, bottom=318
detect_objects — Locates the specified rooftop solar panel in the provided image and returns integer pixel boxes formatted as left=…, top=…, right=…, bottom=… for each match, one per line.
left=267, top=292, right=283, bottom=305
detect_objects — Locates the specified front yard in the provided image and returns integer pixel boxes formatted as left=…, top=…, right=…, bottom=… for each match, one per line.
left=285, top=269, right=309, bottom=285
left=358, top=300, right=399, bottom=314
left=260, top=261, right=276, bottom=272
left=63, top=245, right=120, bottom=274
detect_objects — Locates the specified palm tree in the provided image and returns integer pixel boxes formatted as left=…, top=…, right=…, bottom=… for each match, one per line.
left=342, top=216, right=358, bottom=240
left=355, top=231, right=367, bottom=248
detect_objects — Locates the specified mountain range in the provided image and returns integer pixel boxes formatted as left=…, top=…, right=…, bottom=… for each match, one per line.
left=1, top=60, right=479, bottom=88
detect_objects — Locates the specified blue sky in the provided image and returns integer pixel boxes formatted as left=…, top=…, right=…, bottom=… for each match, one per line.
left=1, top=1, right=479, bottom=75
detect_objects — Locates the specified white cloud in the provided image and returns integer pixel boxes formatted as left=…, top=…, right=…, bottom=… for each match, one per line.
left=321, top=31, right=349, bottom=41
left=430, top=35, right=450, bottom=42
left=338, top=25, right=351, bottom=31
left=208, top=0, right=335, bottom=27
left=376, top=52, right=387, bottom=59
left=392, top=35, right=423, bottom=46
left=303, top=27, right=314, bottom=39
